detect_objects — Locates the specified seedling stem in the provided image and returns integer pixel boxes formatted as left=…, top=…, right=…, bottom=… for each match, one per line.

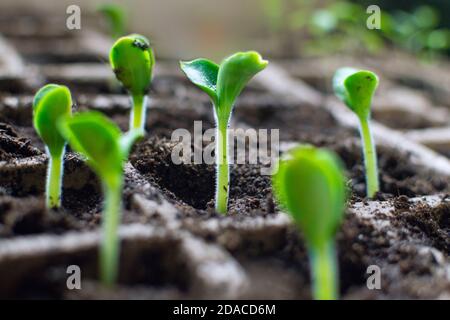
left=100, top=176, right=123, bottom=286
left=310, top=241, right=337, bottom=300
left=46, top=149, right=64, bottom=208
left=359, top=116, right=379, bottom=197
left=216, top=121, right=229, bottom=213
left=131, top=95, right=147, bottom=131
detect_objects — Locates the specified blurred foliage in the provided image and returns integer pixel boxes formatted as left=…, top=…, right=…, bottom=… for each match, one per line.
left=261, top=0, right=450, bottom=60
left=97, top=3, right=128, bottom=39
left=355, top=0, right=450, bottom=28
left=384, top=5, right=450, bottom=60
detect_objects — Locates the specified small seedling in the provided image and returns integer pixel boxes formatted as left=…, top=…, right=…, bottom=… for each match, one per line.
left=333, top=67, right=380, bottom=198
left=33, top=84, right=72, bottom=209
left=272, top=145, right=346, bottom=300
left=110, top=34, right=155, bottom=135
left=97, top=3, right=127, bottom=39
left=180, top=51, right=268, bottom=214
left=58, top=112, right=140, bottom=286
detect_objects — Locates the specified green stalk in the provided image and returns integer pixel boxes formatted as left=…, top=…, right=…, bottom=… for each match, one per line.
left=100, top=176, right=123, bottom=286
left=46, top=148, right=64, bottom=209
left=359, top=117, right=379, bottom=198
left=215, top=119, right=229, bottom=214
left=130, top=94, right=146, bottom=132
left=309, top=241, right=338, bottom=300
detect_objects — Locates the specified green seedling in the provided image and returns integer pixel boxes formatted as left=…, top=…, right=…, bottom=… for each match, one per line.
left=180, top=52, right=268, bottom=214
left=33, top=84, right=72, bottom=209
left=272, top=145, right=346, bottom=300
left=58, top=112, right=140, bottom=286
left=110, top=34, right=155, bottom=135
left=97, top=3, right=127, bottom=39
left=333, top=67, right=380, bottom=198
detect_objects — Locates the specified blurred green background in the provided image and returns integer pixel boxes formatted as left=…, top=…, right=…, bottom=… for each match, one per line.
left=261, top=0, right=450, bottom=59
left=0, top=0, right=448, bottom=61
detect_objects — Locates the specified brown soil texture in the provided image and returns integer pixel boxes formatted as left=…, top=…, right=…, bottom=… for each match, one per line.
left=0, top=77, right=448, bottom=299
left=1, top=91, right=448, bottom=233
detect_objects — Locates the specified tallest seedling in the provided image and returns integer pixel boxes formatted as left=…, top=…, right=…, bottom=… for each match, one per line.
left=180, top=52, right=268, bottom=214
left=333, top=68, right=380, bottom=198
left=110, top=34, right=155, bottom=135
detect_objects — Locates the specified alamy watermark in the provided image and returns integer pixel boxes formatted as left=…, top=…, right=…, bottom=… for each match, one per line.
left=171, top=121, right=279, bottom=175
left=66, top=5, right=81, bottom=30
left=366, top=5, right=381, bottom=30
left=366, top=265, right=381, bottom=290
left=66, top=265, right=81, bottom=290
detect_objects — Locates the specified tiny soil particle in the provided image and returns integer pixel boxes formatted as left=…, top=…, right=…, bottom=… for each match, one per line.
left=132, top=39, right=149, bottom=50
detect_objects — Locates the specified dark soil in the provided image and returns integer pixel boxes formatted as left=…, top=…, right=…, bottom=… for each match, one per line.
left=0, top=196, right=76, bottom=237
left=0, top=123, right=40, bottom=161
left=130, top=136, right=274, bottom=217
left=129, top=134, right=449, bottom=217
left=0, top=58, right=448, bottom=298
left=233, top=195, right=450, bottom=299
left=1, top=89, right=448, bottom=232
left=393, top=198, right=450, bottom=253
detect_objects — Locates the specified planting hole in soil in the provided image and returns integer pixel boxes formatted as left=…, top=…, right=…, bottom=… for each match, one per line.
left=0, top=2, right=449, bottom=305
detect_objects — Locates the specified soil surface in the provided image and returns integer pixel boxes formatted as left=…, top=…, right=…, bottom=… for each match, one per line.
left=2, top=89, right=444, bottom=232
left=0, top=53, right=449, bottom=299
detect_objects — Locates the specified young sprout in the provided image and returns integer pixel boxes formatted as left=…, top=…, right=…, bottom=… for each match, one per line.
left=333, top=68, right=380, bottom=198
left=180, top=52, right=268, bottom=214
left=272, top=145, right=346, bottom=300
left=110, top=34, right=155, bottom=135
left=97, top=3, right=127, bottom=39
left=58, top=112, right=140, bottom=286
left=33, top=84, right=72, bottom=209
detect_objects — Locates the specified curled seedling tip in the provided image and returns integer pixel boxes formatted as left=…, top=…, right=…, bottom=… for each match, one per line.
left=333, top=67, right=379, bottom=119
left=273, top=145, right=346, bottom=300
left=180, top=51, right=268, bottom=214
left=33, top=84, right=72, bottom=156
left=333, top=68, right=380, bottom=198
left=33, top=84, right=72, bottom=209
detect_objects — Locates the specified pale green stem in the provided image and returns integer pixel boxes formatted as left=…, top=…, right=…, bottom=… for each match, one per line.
left=100, top=176, right=123, bottom=286
left=215, top=120, right=229, bottom=214
left=46, top=148, right=64, bottom=209
left=359, top=117, right=379, bottom=198
left=309, top=241, right=338, bottom=300
left=130, top=94, right=147, bottom=133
